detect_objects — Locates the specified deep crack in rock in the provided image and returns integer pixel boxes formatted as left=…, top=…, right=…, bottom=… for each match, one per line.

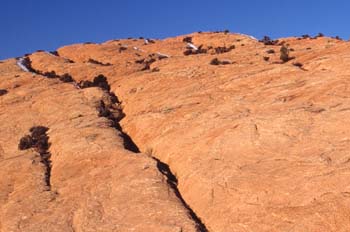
left=0, top=89, right=8, bottom=96
left=153, top=157, right=209, bottom=232
left=16, top=56, right=76, bottom=84
left=18, top=126, right=52, bottom=190
left=90, top=75, right=208, bottom=230
left=17, top=62, right=208, bottom=230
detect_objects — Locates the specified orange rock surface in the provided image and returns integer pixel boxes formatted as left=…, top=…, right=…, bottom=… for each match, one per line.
left=1, top=32, right=350, bottom=231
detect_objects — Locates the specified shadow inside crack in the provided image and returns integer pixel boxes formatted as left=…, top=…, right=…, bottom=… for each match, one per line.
left=153, top=157, right=208, bottom=232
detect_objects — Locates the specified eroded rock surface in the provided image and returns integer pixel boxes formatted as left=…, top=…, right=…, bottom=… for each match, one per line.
left=0, top=59, right=197, bottom=232
left=1, top=32, right=350, bottom=231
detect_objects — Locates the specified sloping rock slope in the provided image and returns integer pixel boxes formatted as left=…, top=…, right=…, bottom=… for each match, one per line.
left=1, top=32, right=350, bottom=231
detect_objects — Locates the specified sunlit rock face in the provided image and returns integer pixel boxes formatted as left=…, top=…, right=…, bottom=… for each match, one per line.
left=1, top=32, right=350, bottom=232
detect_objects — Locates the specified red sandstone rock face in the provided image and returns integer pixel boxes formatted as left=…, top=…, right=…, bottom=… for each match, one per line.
left=1, top=32, right=350, bottom=231
left=0, top=60, right=197, bottom=231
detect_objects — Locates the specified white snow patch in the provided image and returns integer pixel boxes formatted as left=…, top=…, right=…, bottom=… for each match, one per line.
left=156, top=52, right=170, bottom=58
left=73, top=82, right=81, bottom=89
left=44, top=51, right=56, bottom=57
left=133, top=46, right=145, bottom=52
left=16, top=58, right=30, bottom=72
left=235, top=33, right=258, bottom=41
left=186, top=43, right=198, bottom=50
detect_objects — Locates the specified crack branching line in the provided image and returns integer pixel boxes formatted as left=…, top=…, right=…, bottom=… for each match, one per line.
left=99, top=99, right=140, bottom=153
left=92, top=81, right=208, bottom=231
left=16, top=56, right=75, bottom=83
left=17, top=58, right=208, bottom=231
left=153, top=157, right=209, bottom=232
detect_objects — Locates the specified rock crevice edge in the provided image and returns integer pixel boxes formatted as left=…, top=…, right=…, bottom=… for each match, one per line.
left=18, top=57, right=208, bottom=231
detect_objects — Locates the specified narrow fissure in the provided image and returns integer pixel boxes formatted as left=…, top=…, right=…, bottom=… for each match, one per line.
left=97, top=99, right=140, bottom=153
left=18, top=126, right=52, bottom=190
left=84, top=78, right=208, bottom=231
left=16, top=57, right=208, bottom=231
left=16, top=56, right=75, bottom=83
left=154, top=157, right=209, bottom=232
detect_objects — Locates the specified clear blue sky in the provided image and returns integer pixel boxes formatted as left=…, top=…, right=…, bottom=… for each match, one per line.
left=1, top=0, right=349, bottom=60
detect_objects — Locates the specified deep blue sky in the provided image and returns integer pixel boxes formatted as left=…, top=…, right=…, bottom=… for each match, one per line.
left=1, top=0, right=349, bottom=59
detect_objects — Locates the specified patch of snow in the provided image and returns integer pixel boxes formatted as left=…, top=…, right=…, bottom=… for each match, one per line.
left=235, top=33, right=258, bottom=41
left=186, top=43, right=198, bottom=50
left=16, top=58, right=30, bottom=72
left=44, top=51, right=56, bottom=57
left=133, top=47, right=145, bottom=52
left=156, top=52, right=170, bottom=58
left=73, top=82, right=81, bottom=89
